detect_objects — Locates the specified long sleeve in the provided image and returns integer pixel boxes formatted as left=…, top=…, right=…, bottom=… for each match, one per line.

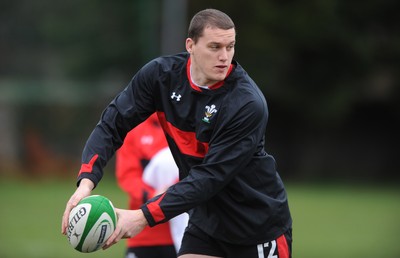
left=76, top=59, right=160, bottom=187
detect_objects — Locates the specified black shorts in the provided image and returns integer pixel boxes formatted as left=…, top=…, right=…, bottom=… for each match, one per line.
left=178, top=224, right=292, bottom=258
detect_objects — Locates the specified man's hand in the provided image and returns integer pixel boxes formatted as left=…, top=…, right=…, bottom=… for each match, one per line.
left=103, top=208, right=148, bottom=250
left=61, top=178, right=94, bottom=234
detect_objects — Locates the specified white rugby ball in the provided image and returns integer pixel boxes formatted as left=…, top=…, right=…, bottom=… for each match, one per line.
left=67, top=195, right=117, bottom=253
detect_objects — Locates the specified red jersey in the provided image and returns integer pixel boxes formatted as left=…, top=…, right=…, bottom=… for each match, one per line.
left=115, top=113, right=172, bottom=247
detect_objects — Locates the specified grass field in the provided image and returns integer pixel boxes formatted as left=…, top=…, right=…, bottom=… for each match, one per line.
left=0, top=176, right=399, bottom=258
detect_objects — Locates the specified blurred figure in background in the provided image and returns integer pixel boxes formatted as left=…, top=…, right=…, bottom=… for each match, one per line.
left=142, top=146, right=189, bottom=252
left=116, top=113, right=184, bottom=258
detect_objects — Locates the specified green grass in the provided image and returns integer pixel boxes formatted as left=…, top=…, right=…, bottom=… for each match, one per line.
left=287, top=183, right=400, bottom=258
left=0, top=176, right=127, bottom=258
left=0, top=177, right=399, bottom=258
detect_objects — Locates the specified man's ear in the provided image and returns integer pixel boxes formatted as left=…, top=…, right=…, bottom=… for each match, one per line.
left=186, top=38, right=194, bottom=53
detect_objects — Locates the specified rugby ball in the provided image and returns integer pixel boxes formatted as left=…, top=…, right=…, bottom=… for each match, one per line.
left=67, top=195, right=117, bottom=253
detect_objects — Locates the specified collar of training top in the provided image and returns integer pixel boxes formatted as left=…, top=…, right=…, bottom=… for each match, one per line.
left=186, top=57, right=233, bottom=92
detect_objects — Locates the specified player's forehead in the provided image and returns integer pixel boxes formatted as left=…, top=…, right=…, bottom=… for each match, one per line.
left=199, top=27, right=236, bottom=45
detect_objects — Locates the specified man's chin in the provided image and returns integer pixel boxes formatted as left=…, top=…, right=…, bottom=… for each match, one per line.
left=213, top=74, right=227, bottom=82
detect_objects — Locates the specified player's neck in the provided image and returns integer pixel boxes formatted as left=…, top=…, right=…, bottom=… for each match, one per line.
left=190, top=65, right=209, bottom=89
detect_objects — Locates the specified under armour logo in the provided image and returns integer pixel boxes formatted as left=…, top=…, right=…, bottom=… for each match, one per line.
left=171, top=92, right=182, bottom=101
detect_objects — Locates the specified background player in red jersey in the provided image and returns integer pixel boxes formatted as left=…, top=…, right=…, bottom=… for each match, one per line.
left=116, top=113, right=181, bottom=258
left=142, top=146, right=189, bottom=253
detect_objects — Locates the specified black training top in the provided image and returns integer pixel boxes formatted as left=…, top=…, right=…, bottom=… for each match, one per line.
left=77, top=52, right=292, bottom=245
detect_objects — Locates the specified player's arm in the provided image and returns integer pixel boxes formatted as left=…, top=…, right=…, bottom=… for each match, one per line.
left=77, top=60, right=159, bottom=188
left=62, top=61, right=159, bottom=234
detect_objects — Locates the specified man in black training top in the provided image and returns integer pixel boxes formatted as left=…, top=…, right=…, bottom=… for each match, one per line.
left=62, top=8, right=292, bottom=258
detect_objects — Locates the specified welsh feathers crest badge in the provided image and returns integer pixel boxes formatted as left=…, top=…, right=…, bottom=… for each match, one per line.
left=202, top=104, right=217, bottom=123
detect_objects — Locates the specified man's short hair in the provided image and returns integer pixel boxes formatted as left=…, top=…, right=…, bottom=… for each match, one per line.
left=188, top=9, right=236, bottom=43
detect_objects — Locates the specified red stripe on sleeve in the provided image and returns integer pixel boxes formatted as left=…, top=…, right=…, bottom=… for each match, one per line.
left=78, top=154, right=98, bottom=175
left=157, top=112, right=208, bottom=158
left=147, top=193, right=166, bottom=223
left=277, top=233, right=290, bottom=258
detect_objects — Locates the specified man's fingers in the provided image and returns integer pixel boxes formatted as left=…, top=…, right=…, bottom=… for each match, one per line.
left=61, top=179, right=94, bottom=234
left=101, top=209, right=148, bottom=251
left=103, top=227, right=123, bottom=250
left=61, top=195, right=85, bottom=234
left=61, top=199, right=75, bottom=234
left=61, top=211, right=69, bottom=234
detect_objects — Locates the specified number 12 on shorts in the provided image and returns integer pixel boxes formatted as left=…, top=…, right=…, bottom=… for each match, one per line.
left=257, top=240, right=277, bottom=258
